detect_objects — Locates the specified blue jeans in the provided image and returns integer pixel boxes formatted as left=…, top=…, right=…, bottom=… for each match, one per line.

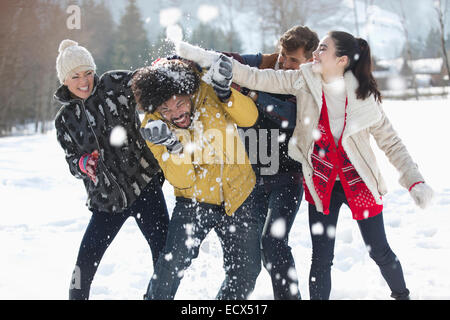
left=145, top=186, right=265, bottom=300
left=257, top=174, right=303, bottom=300
left=69, top=175, right=169, bottom=300
left=308, top=182, right=410, bottom=300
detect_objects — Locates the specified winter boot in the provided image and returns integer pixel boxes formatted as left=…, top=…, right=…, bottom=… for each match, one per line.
left=69, top=288, right=89, bottom=300
left=391, top=289, right=410, bottom=300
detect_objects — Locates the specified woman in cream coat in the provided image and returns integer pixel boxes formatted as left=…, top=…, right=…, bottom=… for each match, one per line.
left=175, top=30, right=434, bottom=300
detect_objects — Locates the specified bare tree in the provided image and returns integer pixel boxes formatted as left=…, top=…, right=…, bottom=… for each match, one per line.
left=352, top=0, right=360, bottom=37
left=220, top=0, right=243, bottom=52
left=250, top=0, right=347, bottom=52
left=435, top=0, right=450, bottom=81
left=363, top=0, right=375, bottom=46
left=0, top=1, right=20, bottom=134
left=0, top=0, right=41, bottom=134
left=0, top=0, right=117, bottom=136
left=35, top=0, right=70, bottom=133
left=390, top=0, right=420, bottom=100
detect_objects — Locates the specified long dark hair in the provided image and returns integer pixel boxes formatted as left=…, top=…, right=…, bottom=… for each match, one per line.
left=329, top=31, right=382, bottom=103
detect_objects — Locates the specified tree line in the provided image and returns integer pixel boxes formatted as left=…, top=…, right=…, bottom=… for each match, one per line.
left=0, top=0, right=245, bottom=136
left=0, top=0, right=351, bottom=136
left=0, top=0, right=448, bottom=136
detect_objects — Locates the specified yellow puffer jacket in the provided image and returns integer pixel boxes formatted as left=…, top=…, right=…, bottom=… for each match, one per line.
left=141, top=81, right=258, bottom=216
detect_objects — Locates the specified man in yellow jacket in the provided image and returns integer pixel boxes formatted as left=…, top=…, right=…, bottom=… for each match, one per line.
left=131, top=56, right=264, bottom=299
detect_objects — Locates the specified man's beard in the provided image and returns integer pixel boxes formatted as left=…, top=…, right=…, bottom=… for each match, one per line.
left=171, top=99, right=194, bottom=129
left=171, top=111, right=193, bottom=128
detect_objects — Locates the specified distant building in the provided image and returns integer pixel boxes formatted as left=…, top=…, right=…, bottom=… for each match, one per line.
left=373, top=56, right=449, bottom=91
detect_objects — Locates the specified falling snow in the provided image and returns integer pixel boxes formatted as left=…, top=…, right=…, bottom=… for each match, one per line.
left=109, top=126, right=127, bottom=147
left=270, top=218, right=286, bottom=239
left=0, top=72, right=449, bottom=301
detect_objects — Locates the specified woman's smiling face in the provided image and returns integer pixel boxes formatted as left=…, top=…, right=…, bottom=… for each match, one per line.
left=64, top=68, right=95, bottom=100
left=312, top=35, right=348, bottom=80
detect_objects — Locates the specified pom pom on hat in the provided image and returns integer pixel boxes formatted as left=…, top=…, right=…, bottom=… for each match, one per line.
left=58, top=39, right=79, bottom=53
left=56, top=39, right=96, bottom=84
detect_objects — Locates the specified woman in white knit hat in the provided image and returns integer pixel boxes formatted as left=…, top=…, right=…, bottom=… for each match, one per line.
left=54, top=39, right=169, bottom=300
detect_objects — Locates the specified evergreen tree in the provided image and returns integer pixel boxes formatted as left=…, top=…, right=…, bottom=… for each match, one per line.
left=0, top=0, right=68, bottom=135
left=112, top=0, right=150, bottom=70
left=423, top=28, right=442, bottom=58
left=78, top=0, right=116, bottom=75
left=189, top=23, right=242, bottom=52
left=224, top=28, right=242, bottom=53
left=148, top=31, right=177, bottom=62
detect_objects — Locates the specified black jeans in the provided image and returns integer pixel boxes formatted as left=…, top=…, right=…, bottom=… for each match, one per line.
left=69, top=176, right=169, bottom=300
left=257, top=174, right=303, bottom=300
left=145, top=185, right=265, bottom=300
left=308, top=182, right=410, bottom=300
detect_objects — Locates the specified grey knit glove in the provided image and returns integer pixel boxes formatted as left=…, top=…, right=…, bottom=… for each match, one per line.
left=140, top=120, right=183, bottom=154
left=205, top=54, right=233, bottom=102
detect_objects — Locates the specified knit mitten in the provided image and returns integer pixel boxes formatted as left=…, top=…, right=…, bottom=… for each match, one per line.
left=409, top=182, right=434, bottom=209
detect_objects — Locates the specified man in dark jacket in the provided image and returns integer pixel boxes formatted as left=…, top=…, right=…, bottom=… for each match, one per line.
left=54, top=39, right=169, bottom=300
left=225, top=25, right=319, bottom=299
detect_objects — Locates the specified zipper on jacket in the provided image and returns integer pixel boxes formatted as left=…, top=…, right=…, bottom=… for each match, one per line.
left=79, top=99, right=128, bottom=207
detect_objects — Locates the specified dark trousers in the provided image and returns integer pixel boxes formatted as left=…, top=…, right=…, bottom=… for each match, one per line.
left=145, top=185, right=265, bottom=300
left=308, top=182, right=410, bottom=300
left=69, top=176, right=169, bottom=300
left=257, top=175, right=303, bottom=300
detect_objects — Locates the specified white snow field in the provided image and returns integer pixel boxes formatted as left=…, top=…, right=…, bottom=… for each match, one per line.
left=0, top=98, right=449, bottom=300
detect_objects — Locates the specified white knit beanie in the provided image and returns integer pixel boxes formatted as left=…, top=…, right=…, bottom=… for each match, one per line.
left=56, top=39, right=96, bottom=84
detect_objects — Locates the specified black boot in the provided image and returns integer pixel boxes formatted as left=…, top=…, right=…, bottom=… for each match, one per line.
left=69, top=288, right=89, bottom=300
left=391, top=289, right=410, bottom=300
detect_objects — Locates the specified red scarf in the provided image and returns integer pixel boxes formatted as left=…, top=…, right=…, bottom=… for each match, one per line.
left=304, top=92, right=383, bottom=220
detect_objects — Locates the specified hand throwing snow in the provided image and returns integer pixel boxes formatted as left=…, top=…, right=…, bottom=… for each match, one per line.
left=173, top=41, right=233, bottom=101
left=202, top=55, right=233, bottom=102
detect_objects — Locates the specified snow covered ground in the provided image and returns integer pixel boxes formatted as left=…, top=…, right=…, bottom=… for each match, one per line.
left=1, top=98, right=449, bottom=300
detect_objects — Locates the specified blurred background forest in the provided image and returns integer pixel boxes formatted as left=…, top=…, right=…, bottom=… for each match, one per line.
left=0, top=0, right=449, bottom=136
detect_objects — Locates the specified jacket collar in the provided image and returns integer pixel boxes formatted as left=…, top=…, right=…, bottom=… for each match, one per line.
left=341, top=71, right=382, bottom=139
left=300, top=63, right=382, bottom=139
left=300, top=63, right=323, bottom=110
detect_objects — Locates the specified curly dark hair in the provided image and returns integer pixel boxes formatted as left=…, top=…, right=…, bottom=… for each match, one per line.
left=131, top=59, right=200, bottom=113
left=279, top=25, right=319, bottom=60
